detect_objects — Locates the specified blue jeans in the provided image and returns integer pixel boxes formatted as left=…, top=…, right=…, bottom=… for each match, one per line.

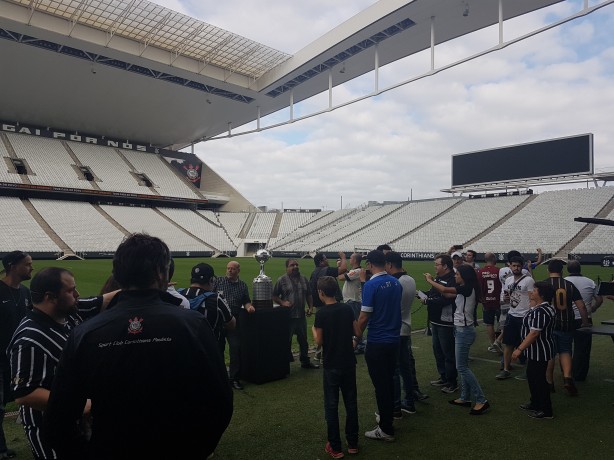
left=431, top=324, right=457, bottom=387
left=455, top=326, right=487, bottom=404
left=394, top=335, right=415, bottom=407
left=323, top=367, right=359, bottom=451
left=365, top=342, right=398, bottom=435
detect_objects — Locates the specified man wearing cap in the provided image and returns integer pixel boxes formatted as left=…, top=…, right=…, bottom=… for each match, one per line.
left=451, top=251, right=464, bottom=271
left=182, top=263, right=235, bottom=353
left=216, top=261, right=255, bottom=390
left=356, top=250, right=402, bottom=442
left=0, top=251, right=33, bottom=459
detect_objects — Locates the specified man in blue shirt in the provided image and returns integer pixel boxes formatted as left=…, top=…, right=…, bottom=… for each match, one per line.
left=356, top=250, right=402, bottom=442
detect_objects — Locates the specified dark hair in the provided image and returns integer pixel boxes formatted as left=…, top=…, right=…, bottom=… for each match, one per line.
left=507, top=250, right=522, bottom=263
left=484, top=252, right=497, bottom=264
left=534, top=281, right=555, bottom=303
left=317, top=276, right=338, bottom=297
left=100, top=274, right=121, bottom=295
left=466, top=250, right=477, bottom=258
left=509, top=256, right=524, bottom=266
left=285, top=258, right=298, bottom=268
left=168, top=258, right=176, bottom=281
left=567, top=260, right=581, bottom=275
left=313, top=253, right=326, bottom=266
left=376, top=244, right=392, bottom=252
left=351, top=253, right=363, bottom=265
left=435, top=253, right=453, bottom=271
left=113, top=233, right=170, bottom=289
left=547, top=259, right=564, bottom=274
left=456, top=264, right=481, bottom=300
left=385, top=251, right=403, bottom=269
left=366, top=250, right=386, bottom=268
left=30, top=267, right=72, bottom=304
left=2, top=250, right=29, bottom=273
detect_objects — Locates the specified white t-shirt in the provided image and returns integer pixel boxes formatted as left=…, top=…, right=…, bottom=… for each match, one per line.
left=565, top=274, right=598, bottom=319
left=342, top=267, right=362, bottom=303
left=503, top=275, right=534, bottom=318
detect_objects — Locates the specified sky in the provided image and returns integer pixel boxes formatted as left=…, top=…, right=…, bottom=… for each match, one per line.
left=152, top=0, right=614, bottom=211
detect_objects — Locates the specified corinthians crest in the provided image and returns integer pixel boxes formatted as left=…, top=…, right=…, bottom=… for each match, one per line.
left=128, top=317, right=144, bottom=334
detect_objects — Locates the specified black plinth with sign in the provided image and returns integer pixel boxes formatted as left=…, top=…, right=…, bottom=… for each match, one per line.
left=239, top=307, right=290, bottom=384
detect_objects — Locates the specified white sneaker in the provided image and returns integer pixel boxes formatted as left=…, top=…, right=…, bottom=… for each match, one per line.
left=364, top=426, right=395, bottom=442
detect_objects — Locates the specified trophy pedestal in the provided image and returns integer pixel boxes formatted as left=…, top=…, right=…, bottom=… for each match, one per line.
left=239, top=307, right=290, bottom=384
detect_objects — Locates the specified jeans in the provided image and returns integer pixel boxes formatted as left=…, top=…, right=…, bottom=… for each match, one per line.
left=431, top=324, right=457, bottom=387
left=394, top=335, right=416, bottom=407
left=454, top=326, right=486, bottom=404
left=527, top=359, right=552, bottom=416
left=323, top=367, right=359, bottom=451
left=289, top=317, right=309, bottom=364
left=365, top=342, right=398, bottom=435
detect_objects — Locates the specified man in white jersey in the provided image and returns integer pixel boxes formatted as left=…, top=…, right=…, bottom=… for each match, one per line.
left=564, top=260, right=603, bottom=382
left=496, top=256, right=534, bottom=380
left=339, top=253, right=363, bottom=320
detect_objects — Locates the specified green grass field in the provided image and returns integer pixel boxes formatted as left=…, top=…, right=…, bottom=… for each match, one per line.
left=5, top=257, right=614, bottom=459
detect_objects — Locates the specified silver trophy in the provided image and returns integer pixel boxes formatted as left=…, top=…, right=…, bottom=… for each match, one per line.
left=253, top=249, right=273, bottom=309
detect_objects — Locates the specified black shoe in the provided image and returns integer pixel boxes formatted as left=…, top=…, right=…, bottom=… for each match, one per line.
left=469, top=401, right=490, bottom=415
left=528, top=410, right=553, bottom=420
left=413, top=390, right=429, bottom=401
left=231, top=380, right=244, bottom=390
left=301, top=362, right=320, bottom=369
left=519, top=402, right=537, bottom=411
left=448, top=399, right=471, bottom=407
left=0, top=449, right=16, bottom=459
left=564, top=378, right=578, bottom=397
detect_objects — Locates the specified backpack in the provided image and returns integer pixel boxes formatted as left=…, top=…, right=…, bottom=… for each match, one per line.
left=177, top=288, right=217, bottom=312
left=309, top=267, right=342, bottom=307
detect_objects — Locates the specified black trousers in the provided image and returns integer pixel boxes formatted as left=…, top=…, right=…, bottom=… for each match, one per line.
left=365, top=342, right=399, bottom=435
left=527, top=359, right=552, bottom=416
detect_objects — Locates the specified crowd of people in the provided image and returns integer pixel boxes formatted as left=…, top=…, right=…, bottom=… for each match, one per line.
left=0, top=238, right=610, bottom=459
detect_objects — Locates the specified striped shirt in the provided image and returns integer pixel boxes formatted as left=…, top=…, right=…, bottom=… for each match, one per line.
left=8, top=308, right=70, bottom=460
left=545, top=277, right=583, bottom=332
left=521, top=302, right=555, bottom=362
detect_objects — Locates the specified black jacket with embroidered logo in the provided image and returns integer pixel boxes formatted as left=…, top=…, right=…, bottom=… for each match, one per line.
left=44, top=289, right=233, bottom=460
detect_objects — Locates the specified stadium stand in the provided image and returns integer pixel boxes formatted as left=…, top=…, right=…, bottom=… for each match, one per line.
left=216, top=212, right=249, bottom=244
left=322, top=200, right=460, bottom=252
left=0, top=138, right=23, bottom=184
left=68, top=142, right=148, bottom=194
left=470, top=187, right=614, bottom=254
left=6, top=133, right=94, bottom=189
left=121, top=150, right=202, bottom=199
left=392, top=195, right=529, bottom=253
left=99, top=205, right=207, bottom=252
left=267, top=212, right=317, bottom=247
left=29, top=199, right=126, bottom=253
left=569, top=207, right=614, bottom=254
left=268, top=209, right=349, bottom=250
left=0, top=197, right=59, bottom=252
left=246, top=212, right=277, bottom=240
left=157, top=207, right=235, bottom=252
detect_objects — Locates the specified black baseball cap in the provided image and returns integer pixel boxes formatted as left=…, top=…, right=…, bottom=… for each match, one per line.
left=191, top=263, right=215, bottom=283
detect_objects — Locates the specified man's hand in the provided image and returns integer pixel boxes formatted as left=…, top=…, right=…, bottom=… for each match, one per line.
left=306, top=306, right=313, bottom=316
left=424, top=273, right=434, bottom=282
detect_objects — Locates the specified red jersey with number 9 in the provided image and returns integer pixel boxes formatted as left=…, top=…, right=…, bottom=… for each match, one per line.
left=478, top=265, right=501, bottom=310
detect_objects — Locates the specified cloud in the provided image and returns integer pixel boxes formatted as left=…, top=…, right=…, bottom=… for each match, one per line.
left=153, top=0, right=614, bottom=210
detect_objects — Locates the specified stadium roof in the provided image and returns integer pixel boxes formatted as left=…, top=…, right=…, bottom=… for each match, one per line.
left=0, top=0, right=563, bottom=150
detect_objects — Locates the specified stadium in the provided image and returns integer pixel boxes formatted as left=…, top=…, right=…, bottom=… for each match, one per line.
left=2, top=0, right=614, bottom=458
left=1, top=0, right=613, bottom=264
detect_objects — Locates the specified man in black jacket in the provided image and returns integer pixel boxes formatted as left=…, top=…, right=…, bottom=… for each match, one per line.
left=422, top=254, right=458, bottom=394
left=44, top=234, right=233, bottom=460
